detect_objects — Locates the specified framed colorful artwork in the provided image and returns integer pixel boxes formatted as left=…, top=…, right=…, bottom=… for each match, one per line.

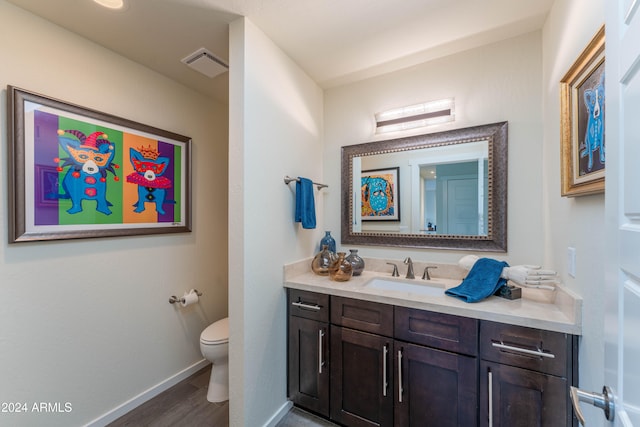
left=7, top=86, right=192, bottom=243
left=560, top=26, right=605, bottom=197
left=361, top=167, right=400, bottom=221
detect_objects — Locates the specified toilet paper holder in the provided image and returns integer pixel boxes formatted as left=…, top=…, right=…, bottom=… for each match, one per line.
left=169, top=289, right=203, bottom=304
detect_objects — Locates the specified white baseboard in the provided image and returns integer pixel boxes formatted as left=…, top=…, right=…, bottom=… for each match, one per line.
left=84, top=359, right=211, bottom=427
left=262, top=400, right=293, bottom=427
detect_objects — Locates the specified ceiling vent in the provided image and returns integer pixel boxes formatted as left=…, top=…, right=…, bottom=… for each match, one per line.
left=181, top=48, right=228, bottom=78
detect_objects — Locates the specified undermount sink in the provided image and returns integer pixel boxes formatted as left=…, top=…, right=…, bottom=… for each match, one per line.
left=365, top=277, right=446, bottom=296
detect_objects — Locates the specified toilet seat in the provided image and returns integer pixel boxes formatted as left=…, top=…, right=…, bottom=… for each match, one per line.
left=200, top=317, right=229, bottom=345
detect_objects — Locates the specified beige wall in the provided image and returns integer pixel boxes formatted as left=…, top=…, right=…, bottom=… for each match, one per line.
left=0, top=2, right=228, bottom=426
left=542, top=0, right=605, bottom=423
left=323, top=31, right=544, bottom=265
left=228, top=17, right=324, bottom=427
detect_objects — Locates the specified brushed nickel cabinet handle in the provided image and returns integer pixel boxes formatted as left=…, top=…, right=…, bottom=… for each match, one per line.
left=318, top=329, right=325, bottom=374
left=491, top=341, right=555, bottom=358
left=398, top=349, right=404, bottom=403
left=382, top=344, right=388, bottom=397
left=488, top=370, right=493, bottom=427
left=292, top=301, right=321, bottom=311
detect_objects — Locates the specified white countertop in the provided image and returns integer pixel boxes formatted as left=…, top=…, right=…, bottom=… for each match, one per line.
left=284, top=258, right=582, bottom=335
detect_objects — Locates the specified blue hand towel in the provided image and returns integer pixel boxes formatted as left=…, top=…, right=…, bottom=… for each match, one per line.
left=445, top=258, right=509, bottom=303
left=295, top=177, right=316, bottom=229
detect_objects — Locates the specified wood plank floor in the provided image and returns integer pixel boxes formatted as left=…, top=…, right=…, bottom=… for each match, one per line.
left=107, top=365, right=338, bottom=427
left=107, top=365, right=228, bottom=427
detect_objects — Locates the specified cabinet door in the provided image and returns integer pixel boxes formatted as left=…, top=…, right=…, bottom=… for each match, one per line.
left=288, top=316, right=329, bottom=416
left=331, top=326, right=393, bottom=427
left=480, top=361, right=568, bottom=427
left=395, top=342, right=478, bottom=427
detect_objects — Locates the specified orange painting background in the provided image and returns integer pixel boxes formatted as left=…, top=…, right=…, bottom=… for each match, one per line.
left=122, top=133, right=158, bottom=223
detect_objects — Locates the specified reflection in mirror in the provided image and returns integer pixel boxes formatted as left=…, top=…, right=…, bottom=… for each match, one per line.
left=342, top=122, right=507, bottom=251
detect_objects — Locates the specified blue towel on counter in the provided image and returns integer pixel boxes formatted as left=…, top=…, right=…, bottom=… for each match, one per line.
left=445, top=258, right=509, bottom=303
left=295, top=177, right=316, bottom=229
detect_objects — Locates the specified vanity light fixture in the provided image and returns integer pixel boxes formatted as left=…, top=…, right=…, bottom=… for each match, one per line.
left=375, top=98, right=455, bottom=134
left=93, top=0, right=125, bottom=10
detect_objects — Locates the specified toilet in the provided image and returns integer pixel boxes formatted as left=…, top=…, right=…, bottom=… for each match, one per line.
left=200, top=317, right=229, bottom=402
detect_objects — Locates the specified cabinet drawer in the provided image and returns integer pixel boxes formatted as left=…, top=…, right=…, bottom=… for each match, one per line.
left=331, top=296, right=394, bottom=337
left=288, top=289, right=329, bottom=322
left=394, top=306, right=478, bottom=356
left=480, top=320, right=570, bottom=377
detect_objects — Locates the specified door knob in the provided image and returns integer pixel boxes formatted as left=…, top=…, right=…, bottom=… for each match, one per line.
left=570, top=386, right=615, bottom=425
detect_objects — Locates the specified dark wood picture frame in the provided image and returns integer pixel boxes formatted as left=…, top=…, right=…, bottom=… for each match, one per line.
left=7, top=86, right=192, bottom=243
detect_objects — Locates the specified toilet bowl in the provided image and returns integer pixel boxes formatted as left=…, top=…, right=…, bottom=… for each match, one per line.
left=200, top=317, right=229, bottom=402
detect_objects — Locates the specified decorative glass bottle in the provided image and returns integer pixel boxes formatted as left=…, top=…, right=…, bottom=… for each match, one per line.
left=311, top=245, right=336, bottom=276
left=345, top=249, right=365, bottom=276
left=329, top=252, right=353, bottom=282
left=319, top=231, right=336, bottom=254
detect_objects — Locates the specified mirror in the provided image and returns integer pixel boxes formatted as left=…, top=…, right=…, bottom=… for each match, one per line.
left=341, top=122, right=507, bottom=251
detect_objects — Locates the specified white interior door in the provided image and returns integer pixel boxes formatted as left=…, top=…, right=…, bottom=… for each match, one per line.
left=608, top=0, right=640, bottom=423
left=580, top=1, right=640, bottom=426
left=573, top=2, right=640, bottom=425
left=445, top=177, right=479, bottom=235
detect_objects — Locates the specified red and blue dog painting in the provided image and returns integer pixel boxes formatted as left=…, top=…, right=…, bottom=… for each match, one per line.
left=53, top=129, right=120, bottom=215
left=29, top=109, right=186, bottom=229
left=9, top=86, right=190, bottom=242
left=126, top=145, right=174, bottom=215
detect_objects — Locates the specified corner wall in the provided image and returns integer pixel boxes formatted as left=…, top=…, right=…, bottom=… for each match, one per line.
left=542, top=0, right=605, bottom=423
left=228, top=17, right=324, bottom=427
left=0, top=2, right=228, bottom=426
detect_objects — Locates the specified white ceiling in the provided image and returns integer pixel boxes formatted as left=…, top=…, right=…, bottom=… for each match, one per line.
left=6, top=0, right=554, bottom=104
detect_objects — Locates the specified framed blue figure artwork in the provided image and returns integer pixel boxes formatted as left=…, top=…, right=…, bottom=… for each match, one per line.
left=7, top=86, right=192, bottom=242
left=560, top=25, right=605, bottom=197
left=361, top=167, right=400, bottom=221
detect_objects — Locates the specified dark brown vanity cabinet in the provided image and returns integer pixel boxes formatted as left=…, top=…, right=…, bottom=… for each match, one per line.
left=394, top=307, right=479, bottom=426
left=330, top=298, right=478, bottom=427
left=330, top=296, right=394, bottom=427
left=287, top=289, right=330, bottom=417
left=479, top=321, right=579, bottom=427
left=287, top=289, right=578, bottom=427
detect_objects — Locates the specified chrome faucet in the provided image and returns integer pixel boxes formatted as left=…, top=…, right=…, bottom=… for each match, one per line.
left=404, top=257, right=415, bottom=279
left=422, top=266, right=438, bottom=280
left=387, top=262, right=399, bottom=277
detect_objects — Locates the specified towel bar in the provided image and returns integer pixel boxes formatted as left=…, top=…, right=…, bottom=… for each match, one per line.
left=284, top=175, right=328, bottom=190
